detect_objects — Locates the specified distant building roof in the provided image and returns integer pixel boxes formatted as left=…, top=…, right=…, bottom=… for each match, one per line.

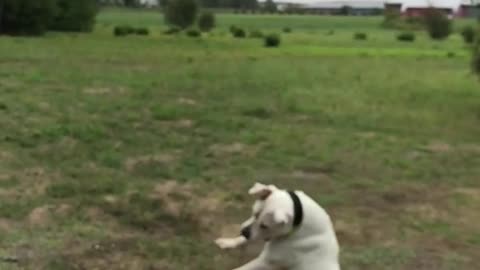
left=398, top=0, right=462, bottom=11
left=304, top=0, right=385, bottom=8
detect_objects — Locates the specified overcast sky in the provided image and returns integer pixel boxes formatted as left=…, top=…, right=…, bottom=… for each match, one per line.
left=271, top=0, right=474, bottom=3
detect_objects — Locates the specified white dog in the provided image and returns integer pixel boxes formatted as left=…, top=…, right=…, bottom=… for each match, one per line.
left=215, top=183, right=340, bottom=270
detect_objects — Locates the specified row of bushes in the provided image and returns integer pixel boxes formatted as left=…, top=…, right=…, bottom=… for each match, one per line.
left=0, top=0, right=98, bottom=36
left=114, top=26, right=150, bottom=37
left=382, top=8, right=452, bottom=40
left=161, top=25, right=281, bottom=47
left=354, top=28, right=478, bottom=43
left=118, top=24, right=280, bottom=47
left=473, top=27, right=480, bottom=78
left=353, top=32, right=415, bottom=42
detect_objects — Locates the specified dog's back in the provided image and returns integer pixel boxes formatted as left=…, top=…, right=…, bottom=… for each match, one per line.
left=265, top=191, right=340, bottom=270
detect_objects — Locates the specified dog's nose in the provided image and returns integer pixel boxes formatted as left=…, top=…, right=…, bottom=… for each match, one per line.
left=241, top=226, right=251, bottom=239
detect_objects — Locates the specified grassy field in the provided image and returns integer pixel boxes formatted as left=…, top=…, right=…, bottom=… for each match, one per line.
left=0, top=8, right=479, bottom=270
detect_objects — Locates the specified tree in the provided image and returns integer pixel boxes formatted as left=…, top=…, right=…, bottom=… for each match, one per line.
left=124, top=0, right=140, bottom=7
left=159, top=0, right=170, bottom=8
left=198, top=12, right=215, bottom=32
left=165, top=0, right=198, bottom=29
left=338, top=5, right=352, bottom=15
left=473, top=26, right=480, bottom=78
left=263, top=0, right=277, bottom=13
left=424, top=8, right=452, bottom=40
left=0, top=0, right=57, bottom=36
left=50, top=0, right=98, bottom=32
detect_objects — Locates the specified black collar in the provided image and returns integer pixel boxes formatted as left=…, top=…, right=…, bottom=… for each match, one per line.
left=287, top=191, right=303, bottom=228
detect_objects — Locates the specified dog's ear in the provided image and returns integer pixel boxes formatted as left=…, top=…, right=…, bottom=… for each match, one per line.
left=248, top=183, right=277, bottom=200
left=272, top=209, right=290, bottom=225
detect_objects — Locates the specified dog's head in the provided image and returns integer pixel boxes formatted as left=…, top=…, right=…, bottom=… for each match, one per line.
left=240, top=183, right=294, bottom=241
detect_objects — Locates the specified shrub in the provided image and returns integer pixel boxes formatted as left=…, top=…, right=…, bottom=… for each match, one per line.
left=249, top=29, right=264, bottom=38
left=186, top=29, right=201, bottom=37
left=283, top=27, right=292, bottom=33
left=198, top=12, right=215, bottom=32
left=164, top=27, right=181, bottom=35
left=0, top=0, right=57, bottom=36
left=263, top=0, right=277, bottom=13
left=165, top=0, right=198, bottom=29
left=229, top=25, right=239, bottom=34
left=473, top=30, right=480, bottom=77
left=354, top=32, right=367, bottom=40
left=397, top=32, right=416, bottom=42
left=461, top=25, right=476, bottom=44
left=264, top=33, right=281, bottom=47
left=473, top=51, right=480, bottom=77
left=232, top=28, right=246, bottom=38
left=49, top=0, right=98, bottom=32
left=135, top=27, right=150, bottom=35
left=326, top=30, right=335, bottom=36
left=424, top=8, right=451, bottom=40
left=114, top=25, right=135, bottom=36
left=446, top=51, right=455, bottom=58
left=382, top=9, right=402, bottom=29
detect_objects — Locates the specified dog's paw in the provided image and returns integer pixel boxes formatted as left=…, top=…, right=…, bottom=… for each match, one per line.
left=215, top=238, right=239, bottom=249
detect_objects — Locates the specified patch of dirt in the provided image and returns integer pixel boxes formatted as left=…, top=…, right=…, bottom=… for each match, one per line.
left=333, top=218, right=364, bottom=245
left=37, top=101, right=50, bottom=111
left=27, top=206, right=52, bottom=228
left=356, top=131, right=377, bottom=139
left=175, top=119, right=194, bottom=128
left=177, top=97, right=197, bottom=106
left=19, top=167, right=58, bottom=197
left=54, top=204, right=72, bottom=217
left=0, top=218, right=16, bottom=232
left=404, top=204, right=449, bottom=221
left=420, top=141, right=452, bottom=153
left=209, top=142, right=246, bottom=154
left=457, top=144, right=480, bottom=153
left=124, top=153, right=177, bottom=172
left=83, top=86, right=127, bottom=95
left=26, top=204, right=75, bottom=228
left=0, top=151, right=13, bottom=161
left=292, top=164, right=334, bottom=179
left=454, top=188, right=480, bottom=201
left=0, top=78, right=22, bottom=88
left=207, top=142, right=261, bottom=159
left=42, top=238, right=164, bottom=270
left=150, top=180, right=228, bottom=231
left=335, top=182, right=454, bottom=246
left=406, top=150, right=423, bottom=160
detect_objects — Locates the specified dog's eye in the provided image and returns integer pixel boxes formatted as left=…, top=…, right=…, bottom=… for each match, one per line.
left=260, top=223, right=268, bottom=230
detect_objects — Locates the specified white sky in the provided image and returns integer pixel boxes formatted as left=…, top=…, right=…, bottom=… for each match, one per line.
left=272, top=0, right=477, bottom=4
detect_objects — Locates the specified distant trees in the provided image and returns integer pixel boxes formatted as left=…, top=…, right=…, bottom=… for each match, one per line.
left=198, top=12, right=215, bottom=32
left=50, top=0, right=98, bottom=32
left=123, top=0, right=140, bottom=7
left=424, top=8, right=452, bottom=40
left=0, top=0, right=99, bottom=36
left=0, top=0, right=58, bottom=36
left=263, top=0, right=277, bottom=13
left=165, top=0, right=198, bottom=29
left=198, top=0, right=258, bottom=11
left=473, top=26, right=480, bottom=78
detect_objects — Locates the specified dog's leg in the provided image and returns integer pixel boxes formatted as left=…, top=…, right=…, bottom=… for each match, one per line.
left=215, top=236, right=248, bottom=249
left=233, top=258, right=272, bottom=270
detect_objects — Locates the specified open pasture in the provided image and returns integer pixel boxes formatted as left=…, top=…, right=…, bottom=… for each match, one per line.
left=0, top=8, right=479, bottom=269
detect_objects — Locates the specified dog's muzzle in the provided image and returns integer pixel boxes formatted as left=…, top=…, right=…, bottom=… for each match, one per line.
left=241, top=226, right=251, bottom=239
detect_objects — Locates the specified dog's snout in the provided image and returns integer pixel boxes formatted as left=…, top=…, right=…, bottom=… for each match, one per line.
left=241, top=226, right=251, bottom=239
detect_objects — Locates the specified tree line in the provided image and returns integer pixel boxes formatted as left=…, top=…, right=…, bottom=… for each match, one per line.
left=100, top=0, right=262, bottom=11
left=0, top=0, right=98, bottom=35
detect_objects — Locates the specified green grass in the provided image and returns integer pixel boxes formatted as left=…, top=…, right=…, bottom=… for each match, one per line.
left=0, top=8, right=479, bottom=270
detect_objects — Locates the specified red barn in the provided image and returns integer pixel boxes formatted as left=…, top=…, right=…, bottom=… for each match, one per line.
left=399, top=0, right=462, bottom=18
